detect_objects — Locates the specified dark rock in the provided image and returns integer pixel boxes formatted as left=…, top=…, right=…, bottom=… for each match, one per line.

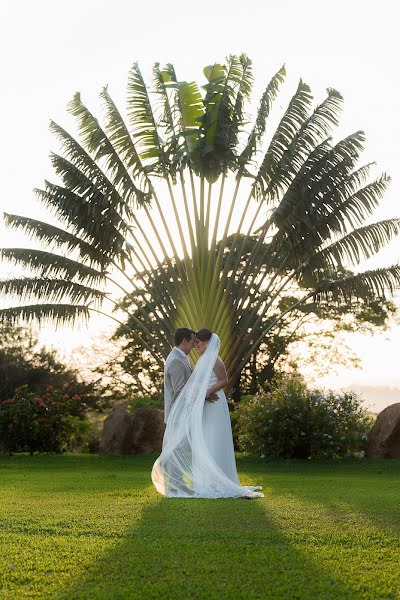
left=366, top=403, right=400, bottom=458
left=99, top=405, right=165, bottom=455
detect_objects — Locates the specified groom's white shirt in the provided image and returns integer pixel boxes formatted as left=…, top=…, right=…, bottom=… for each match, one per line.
left=164, top=347, right=193, bottom=424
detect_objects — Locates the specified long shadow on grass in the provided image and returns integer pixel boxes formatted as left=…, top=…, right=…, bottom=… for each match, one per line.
left=60, top=461, right=354, bottom=600
left=266, top=459, right=400, bottom=536
left=260, top=459, right=400, bottom=598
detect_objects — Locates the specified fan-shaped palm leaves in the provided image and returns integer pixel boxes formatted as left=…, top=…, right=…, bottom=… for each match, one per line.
left=1, top=54, right=399, bottom=390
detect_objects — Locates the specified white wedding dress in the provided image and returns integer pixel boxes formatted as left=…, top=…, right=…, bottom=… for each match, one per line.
left=151, top=334, right=263, bottom=499
left=202, top=371, right=241, bottom=485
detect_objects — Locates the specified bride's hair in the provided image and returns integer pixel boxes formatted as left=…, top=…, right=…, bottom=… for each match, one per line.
left=195, top=328, right=213, bottom=341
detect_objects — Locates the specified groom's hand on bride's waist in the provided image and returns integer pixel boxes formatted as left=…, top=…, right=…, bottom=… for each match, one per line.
left=205, top=393, right=218, bottom=403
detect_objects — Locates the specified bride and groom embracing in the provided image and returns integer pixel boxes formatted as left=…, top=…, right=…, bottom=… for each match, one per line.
left=151, top=328, right=263, bottom=499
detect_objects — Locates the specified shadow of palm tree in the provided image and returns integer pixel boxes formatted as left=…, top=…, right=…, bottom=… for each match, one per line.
left=60, top=458, right=353, bottom=600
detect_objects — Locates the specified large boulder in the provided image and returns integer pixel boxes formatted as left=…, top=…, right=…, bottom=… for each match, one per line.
left=366, top=403, right=400, bottom=458
left=99, top=404, right=132, bottom=455
left=99, top=405, right=165, bottom=455
left=126, top=407, right=165, bottom=454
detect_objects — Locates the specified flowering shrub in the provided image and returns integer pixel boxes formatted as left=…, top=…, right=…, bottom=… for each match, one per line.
left=0, top=385, right=82, bottom=454
left=234, top=374, right=372, bottom=459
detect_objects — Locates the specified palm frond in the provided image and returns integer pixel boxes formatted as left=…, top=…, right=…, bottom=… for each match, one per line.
left=0, top=277, right=106, bottom=305
left=154, top=63, right=205, bottom=173
left=152, top=63, right=176, bottom=138
left=228, top=54, right=254, bottom=156
left=35, top=180, right=126, bottom=258
left=315, top=173, right=391, bottom=236
left=199, top=61, right=225, bottom=145
left=253, top=80, right=313, bottom=201
left=48, top=131, right=135, bottom=243
left=50, top=122, right=125, bottom=205
left=0, top=249, right=105, bottom=285
left=314, top=265, right=400, bottom=303
left=0, top=304, right=90, bottom=327
left=297, top=219, right=400, bottom=286
left=295, top=88, right=343, bottom=153
left=3, top=213, right=109, bottom=269
left=100, top=86, right=148, bottom=186
left=175, top=80, right=204, bottom=159
left=127, top=62, right=164, bottom=171
left=303, top=132, right=366, bottom=205
left=268, top=88, right=344, bottom=197
left=278, top=171, right=391, bottom=260
left=271, top=132, right=368, bottom=241
left=323, top=219, right=400, bottom=266
left=240, top=64, right=286, bottom=166
left=198, top=55, right=252, bottom=180
left=67, top=92, right=149, bottom=207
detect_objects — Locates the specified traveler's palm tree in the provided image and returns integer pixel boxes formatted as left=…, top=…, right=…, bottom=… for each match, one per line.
left=1, top=54, right=399, bottom=389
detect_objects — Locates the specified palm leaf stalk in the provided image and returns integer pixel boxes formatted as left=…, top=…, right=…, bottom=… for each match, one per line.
left=1, top=54, right=399, bottom=393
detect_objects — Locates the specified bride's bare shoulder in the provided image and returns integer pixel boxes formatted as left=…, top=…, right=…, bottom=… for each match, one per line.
left=214, top=356, right=228, bottom=382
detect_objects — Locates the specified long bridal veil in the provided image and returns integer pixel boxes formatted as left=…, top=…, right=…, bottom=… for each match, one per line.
left=151, top=334, right=263, bottom=498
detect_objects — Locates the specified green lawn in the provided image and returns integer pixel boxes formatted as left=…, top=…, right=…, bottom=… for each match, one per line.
left=0, top=454, right=399, bottom=599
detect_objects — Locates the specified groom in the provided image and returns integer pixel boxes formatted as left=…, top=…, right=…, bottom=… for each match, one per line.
left=164, top=327, right=217, bottom=423
left=163, top=328, right=196, bottom=423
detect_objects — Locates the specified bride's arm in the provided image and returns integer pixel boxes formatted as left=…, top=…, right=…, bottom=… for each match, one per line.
left=206, top=357, right=228, bottom=398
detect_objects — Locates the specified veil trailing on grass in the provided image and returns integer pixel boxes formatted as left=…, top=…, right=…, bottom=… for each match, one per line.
left=151, top=334, right=263, bottom=498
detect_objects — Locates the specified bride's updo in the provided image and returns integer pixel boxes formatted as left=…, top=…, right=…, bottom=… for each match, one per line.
left=195, top=328, right=213, bottom=341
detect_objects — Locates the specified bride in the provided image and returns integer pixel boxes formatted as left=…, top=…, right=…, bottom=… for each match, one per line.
left=151, top=329, right=263, bottom=499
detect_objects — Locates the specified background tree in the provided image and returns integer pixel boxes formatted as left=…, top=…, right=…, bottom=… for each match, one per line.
left=238, top=298, right=397, bottom=397
left=93, top=335, right=163, bottom=407
left=1, top=55, right=399, bottom=392
left=0, top=324, right=96, bottom=415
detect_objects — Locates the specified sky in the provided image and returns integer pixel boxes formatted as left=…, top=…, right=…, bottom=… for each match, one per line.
left=1, top=0, right=400, bottom=401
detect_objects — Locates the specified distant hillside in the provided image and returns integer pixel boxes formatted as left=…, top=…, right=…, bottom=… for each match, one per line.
left=342, top=385, right=400, bottom=414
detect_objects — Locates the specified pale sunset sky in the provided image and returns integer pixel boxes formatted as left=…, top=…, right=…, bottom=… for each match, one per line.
left=1, top=0, right=400, bottom=406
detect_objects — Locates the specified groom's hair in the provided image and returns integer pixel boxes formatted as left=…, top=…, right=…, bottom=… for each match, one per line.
left=174, top=328, right=196, bottom=346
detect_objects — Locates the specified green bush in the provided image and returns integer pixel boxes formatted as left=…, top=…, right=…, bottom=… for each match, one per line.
left=0, top=385, right=83, bottom=455
left=234, top=374, right=372, bottom=459
left=127, top=395, right=163, bottom=413
left=67, top=416, right=103, bottom=453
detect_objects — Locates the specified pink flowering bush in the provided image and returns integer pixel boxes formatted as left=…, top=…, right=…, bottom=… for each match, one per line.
left=0, top=385, right=81, bottom=454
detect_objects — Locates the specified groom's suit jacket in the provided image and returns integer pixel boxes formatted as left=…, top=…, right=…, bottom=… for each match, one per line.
left=164, top=347, right=193, bottom=423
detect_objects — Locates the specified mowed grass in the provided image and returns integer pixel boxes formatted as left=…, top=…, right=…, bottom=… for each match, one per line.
left=0, top=454, right=399, bottom=599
